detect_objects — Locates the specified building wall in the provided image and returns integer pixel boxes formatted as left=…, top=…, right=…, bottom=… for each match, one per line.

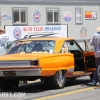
left=0, top=3, right=100, bottom=39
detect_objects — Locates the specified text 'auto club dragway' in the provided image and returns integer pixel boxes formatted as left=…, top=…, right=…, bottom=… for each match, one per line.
left=5, top=25, right=68, bottom=41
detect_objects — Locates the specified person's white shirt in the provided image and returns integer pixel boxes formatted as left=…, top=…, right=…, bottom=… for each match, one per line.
left=90, top=31, right=100, bottom=58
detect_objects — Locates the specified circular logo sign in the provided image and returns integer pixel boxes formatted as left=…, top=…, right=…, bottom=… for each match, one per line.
left=13, top=27, right=21, bottom=39
left=33, top=10, right=41, bottom=23
left=64, top=11, right=72, bottom=22
left=80, top=26, right=87, bottom=38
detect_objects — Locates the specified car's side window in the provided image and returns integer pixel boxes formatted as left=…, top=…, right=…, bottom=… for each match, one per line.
left=67, top=40, right=82, bottom=51
left=61, top=40, right=82, bottom=53
left=61, top=41, right=69, bottom=53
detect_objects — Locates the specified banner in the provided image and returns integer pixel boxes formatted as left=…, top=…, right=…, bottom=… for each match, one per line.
left=5, top=25, right=68, bottom=41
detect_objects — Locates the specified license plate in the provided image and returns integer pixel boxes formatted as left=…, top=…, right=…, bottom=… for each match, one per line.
left=3, top=71, right=16, bottom=77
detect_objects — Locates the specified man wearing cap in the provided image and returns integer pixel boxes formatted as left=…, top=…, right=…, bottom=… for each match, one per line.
left=90, top=27, right=100, bottom=86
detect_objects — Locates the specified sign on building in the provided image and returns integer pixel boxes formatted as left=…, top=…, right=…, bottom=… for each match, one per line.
left=5, top=25, right=68, bottom=41
left=85, top=11, right=97, bottom=20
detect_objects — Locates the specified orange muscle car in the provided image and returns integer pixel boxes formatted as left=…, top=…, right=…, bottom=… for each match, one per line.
left=0, top=34, right=96, bottom=90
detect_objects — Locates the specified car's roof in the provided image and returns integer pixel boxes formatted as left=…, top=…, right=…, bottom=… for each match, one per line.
left=16, top=37, right=74, bottom=42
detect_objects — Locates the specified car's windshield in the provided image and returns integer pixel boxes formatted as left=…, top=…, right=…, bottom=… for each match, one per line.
left=6, top=40, right=55, bottom=54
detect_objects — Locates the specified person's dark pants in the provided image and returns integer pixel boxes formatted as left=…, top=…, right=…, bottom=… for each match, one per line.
left=92, top=57, right=100, bottom=84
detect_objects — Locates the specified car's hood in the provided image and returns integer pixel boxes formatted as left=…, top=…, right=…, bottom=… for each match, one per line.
left=0, top=53, right=50, bottom=61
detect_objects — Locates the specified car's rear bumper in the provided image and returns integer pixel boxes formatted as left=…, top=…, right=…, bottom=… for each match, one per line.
left=0, top=68, right=41, bottom=77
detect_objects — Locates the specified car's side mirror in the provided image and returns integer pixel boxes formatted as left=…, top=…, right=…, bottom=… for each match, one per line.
left=70, top=41, right=74, bottom=46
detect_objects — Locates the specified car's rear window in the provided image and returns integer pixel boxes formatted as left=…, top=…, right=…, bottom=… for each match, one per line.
left=6, top=40, right=55, bottom=54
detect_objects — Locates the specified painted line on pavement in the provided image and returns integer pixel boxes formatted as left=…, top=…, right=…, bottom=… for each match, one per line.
left=34, top=86, right=98, bottom=100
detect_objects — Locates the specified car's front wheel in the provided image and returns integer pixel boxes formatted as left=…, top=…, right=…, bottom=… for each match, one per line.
left=44, top=70, right=66, bottom=89
left=0, top=80, right=19, bottom=90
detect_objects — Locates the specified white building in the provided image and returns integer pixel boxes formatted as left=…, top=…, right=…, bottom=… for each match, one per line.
left=0, top=0, right=100, bottom=39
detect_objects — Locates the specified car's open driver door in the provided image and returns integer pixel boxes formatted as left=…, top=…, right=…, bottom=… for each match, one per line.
left=83, top=39, right=96, bottom=72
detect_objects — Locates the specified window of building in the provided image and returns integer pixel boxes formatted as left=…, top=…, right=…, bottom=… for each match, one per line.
left=75, top=8, right=83, bottom=24
left=12, top=8, right=27, bottom=25
left=46, top=8, right=60, bottom=24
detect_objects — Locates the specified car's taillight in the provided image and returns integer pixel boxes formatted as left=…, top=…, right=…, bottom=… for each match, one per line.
left=30, top=60, right=38, bottom=66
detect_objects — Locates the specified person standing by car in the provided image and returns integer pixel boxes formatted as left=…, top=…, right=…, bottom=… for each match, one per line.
left=90, top=27, right=100, bottom=86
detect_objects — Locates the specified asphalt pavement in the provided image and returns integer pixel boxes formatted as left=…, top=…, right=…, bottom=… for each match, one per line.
left=0, top=76, right=99, bottom=100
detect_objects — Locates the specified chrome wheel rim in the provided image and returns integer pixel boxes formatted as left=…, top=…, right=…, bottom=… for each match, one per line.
left=57, top=71, right=63, bottom=83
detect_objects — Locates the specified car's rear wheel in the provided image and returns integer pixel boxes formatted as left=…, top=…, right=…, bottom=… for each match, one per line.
left=44, top=70, right=66, bottom=89
left=0, top=80, right=19, bottom=90
left=97, top=65, right=100, bottom=84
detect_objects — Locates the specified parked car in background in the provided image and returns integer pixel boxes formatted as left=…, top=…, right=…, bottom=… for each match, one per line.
left=0, top=34, right=96, bottom=90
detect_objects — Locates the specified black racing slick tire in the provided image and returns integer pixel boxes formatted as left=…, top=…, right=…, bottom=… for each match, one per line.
left=44, top=70, right=66, bottom=89
left=0, top=80, right=19, bottom=90
left=97, top=65, right=100, bottom=84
